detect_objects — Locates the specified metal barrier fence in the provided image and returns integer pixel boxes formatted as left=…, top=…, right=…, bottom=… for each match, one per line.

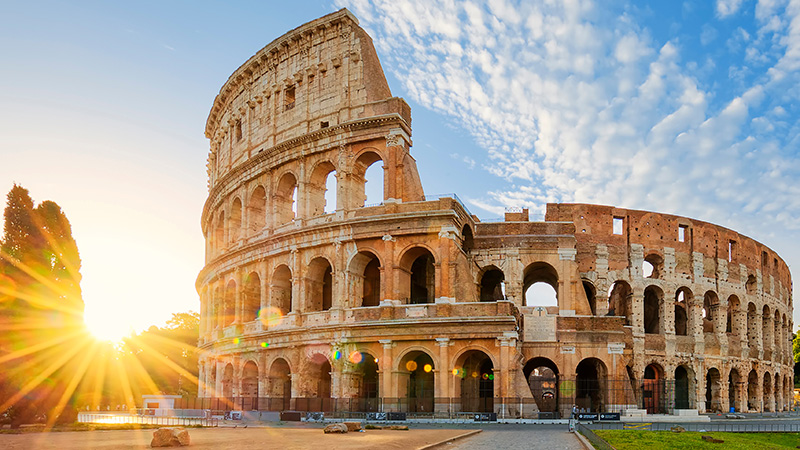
left=77, top=413, right=218, bottom=427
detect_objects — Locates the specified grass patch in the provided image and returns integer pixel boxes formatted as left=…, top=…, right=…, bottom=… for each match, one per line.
left=594, top=430, right=800, bottom=450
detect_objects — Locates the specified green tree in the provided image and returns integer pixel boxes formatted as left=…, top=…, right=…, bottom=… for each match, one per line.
left=0, top=185, right=85, bottom=427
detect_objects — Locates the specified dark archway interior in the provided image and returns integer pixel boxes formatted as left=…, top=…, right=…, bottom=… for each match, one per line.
left=480, top=269, right=505, bottom=302
left=410, top=253, right=435, bottom=304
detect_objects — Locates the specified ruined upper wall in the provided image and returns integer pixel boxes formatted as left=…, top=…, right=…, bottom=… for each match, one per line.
left=204, top=9, right=409, bottom=188
left=545, top=203, right=792, bottom=300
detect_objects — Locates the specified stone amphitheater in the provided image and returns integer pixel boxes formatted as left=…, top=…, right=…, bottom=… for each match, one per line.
left=196, top=9, right=793, bottom=418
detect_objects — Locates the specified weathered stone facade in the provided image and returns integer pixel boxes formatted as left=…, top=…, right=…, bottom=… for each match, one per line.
left=196, top=9, right=793, bottom=417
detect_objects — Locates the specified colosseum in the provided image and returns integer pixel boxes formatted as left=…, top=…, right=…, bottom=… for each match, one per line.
left=196, top=9, right=794, bottom=419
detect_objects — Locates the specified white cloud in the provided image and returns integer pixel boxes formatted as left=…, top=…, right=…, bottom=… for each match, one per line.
left=717, top=0, right=746, bottom=17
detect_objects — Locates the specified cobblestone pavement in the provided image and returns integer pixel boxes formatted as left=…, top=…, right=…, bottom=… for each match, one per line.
left=445, top=424, right=585, bottom=450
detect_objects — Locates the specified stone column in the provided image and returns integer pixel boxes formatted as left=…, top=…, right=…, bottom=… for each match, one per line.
left=379, top=340, right=394, bottom=409
left=436, top=338, right=450, bottom=413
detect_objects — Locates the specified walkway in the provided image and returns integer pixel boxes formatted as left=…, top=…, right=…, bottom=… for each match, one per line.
left=446, top=424, right=585, bottom=450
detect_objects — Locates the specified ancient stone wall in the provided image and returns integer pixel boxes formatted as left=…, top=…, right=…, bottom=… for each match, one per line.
left=197, top=9, right=794, bottom=418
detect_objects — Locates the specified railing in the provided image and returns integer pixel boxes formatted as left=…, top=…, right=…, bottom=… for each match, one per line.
left=77, top=412, right=218, bottom=427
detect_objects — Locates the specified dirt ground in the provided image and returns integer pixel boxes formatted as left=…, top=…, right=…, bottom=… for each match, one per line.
left=0, top=425, right=476, bottom=449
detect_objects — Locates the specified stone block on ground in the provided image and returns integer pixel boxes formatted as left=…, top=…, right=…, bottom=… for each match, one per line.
left=323, top=423, right=348, bottom=434
left=343, top=421, right=363, bottom=432
left=670, top=426, right=685, bottom=433
left=701, top=435, right=724, bottom=443
left=388, top=425, right=409, bottom=430
left=151, top=428, right=191, bottom=447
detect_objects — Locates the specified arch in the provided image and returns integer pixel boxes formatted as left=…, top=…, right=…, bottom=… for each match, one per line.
left=576, top=358, right=607, bottom=412
left=229, top=197, right=243, bottom=242
left=222, top=363, right=234, bottom=398
left=523, top=357, right=560, bottom=416
left=583, top=280, right=597, bottom=316
left=355, top=150, right=384, bottom=206
left=271, top=265, right=292, bottom=316
left=675, top=365, right=695, bottom=409
left=269, top=358, right=292, bottom=410
left=247, top=185, right=267, bottom=234
left=307, top=257, right=333, bottom=311
left=729, top=368, right=741, bottom=412
left=461, top=224, right=474, bottom=253
left=223, top=280, right=236, bottom=326
left=399, top=246, right=436, bottom=304
left=308, top=160, right=337, bottom=216
left=702, top=291, right=719, bottom=333
left=763, top=372, right=773, bottom=412
left=745, top=274, right=757, bottom=295
left=705, top=367, right=722, bottom=412
left=747, top=369, right=759, bottom=411
left=643, top=363, right=666, bottom=414
left=523, top=262, right=559, bottom=307
left=643, top=253, right=663, bottom=279
left=454, top=350, right=494, bottom=412
left=479, top=266, right=505, bottom=302
left=643, top=285, right=663, bottom=334
left=398, top=350, right=435, bottom=413
left=241, top=361, right=259, bottom=410
left=349, top=251, right=382, bottom=307
left=674, top=288, right=691, bottom=336
left=762, top=305, right=772, bottom=355
left=243, top=272, right=261, bottom=323
left=727, top=295, right=740, bottom=335
left=351, top=352, right=379, bottom=411
left=275, top=172, right=298, bottom=224
left=608, top=280, right=632, bottom=326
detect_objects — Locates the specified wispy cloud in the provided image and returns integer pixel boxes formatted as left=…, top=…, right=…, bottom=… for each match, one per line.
left=337, top=0, right=800, bottom=239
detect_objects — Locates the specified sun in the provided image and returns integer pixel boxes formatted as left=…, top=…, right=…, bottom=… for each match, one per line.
left=84, top=312, right=133, bottom=343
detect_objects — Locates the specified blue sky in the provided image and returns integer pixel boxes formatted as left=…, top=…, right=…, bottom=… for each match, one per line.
left=1, top=1, right=798, bottom=336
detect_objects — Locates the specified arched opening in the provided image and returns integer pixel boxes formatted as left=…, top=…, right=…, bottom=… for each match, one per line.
left=308, top=161, right=337, bottom=216
left=247, top=186, right=267, bottom=234
left=269, top=359, right=292, bottom=411
left=607, top=281, right=632, bottom=325
left=399, top=351, right=435, bottom=413
left=353, top=352, right=379, bottom=412
left=705, top=368, right=722, bottom=412
left=271, top=265, right=292, bottom=316
left=222, top=363, right=234, bottom=399
left=241, top=361, right=259, bottom=410
left=727, top=295, right=740, bottom=334
left=461, top=224, right=474, bottom=253
left=675, top=365, right=692, bottom=409
left=583, top=280, right=597, bottom=316
left=403, top=248, right=435, bottom=304
left=307, top=257, right=333, bottom=311
left=675, top=288, right=690, bottom=336
left=576, top=358, right=607, bottom=412
left=643, top=363, right=666, bottom=414
left=455, top=351, right=494, bottom=413
left=523, top=357, right=559, bottom=417
left=747, top=369, right=758, bottom=411
left=243, top=272, right=260, bottom=323
left=763, top=372, right=773, bottom=412
left=479, top=267, right=505, bottom=302
left=355, top=151, right=383, bottom=206
left=643, top=285, right=663, bottom=334
left=223, top=280, right=236, bottom=326
left=275, top=172, right=298, bottom=224
left=745, top=274, right=757, bottom=295
left=729, top=368, right=741, bottom=412
left=523, top=262, right=559, bottom=308
left=349, top=251, right=381, bottom=307
left=229, top=198, right=242, bottom=243
left=643, top=254, right=663, bottom=279
left=702, top=291, right=719, bottom=333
